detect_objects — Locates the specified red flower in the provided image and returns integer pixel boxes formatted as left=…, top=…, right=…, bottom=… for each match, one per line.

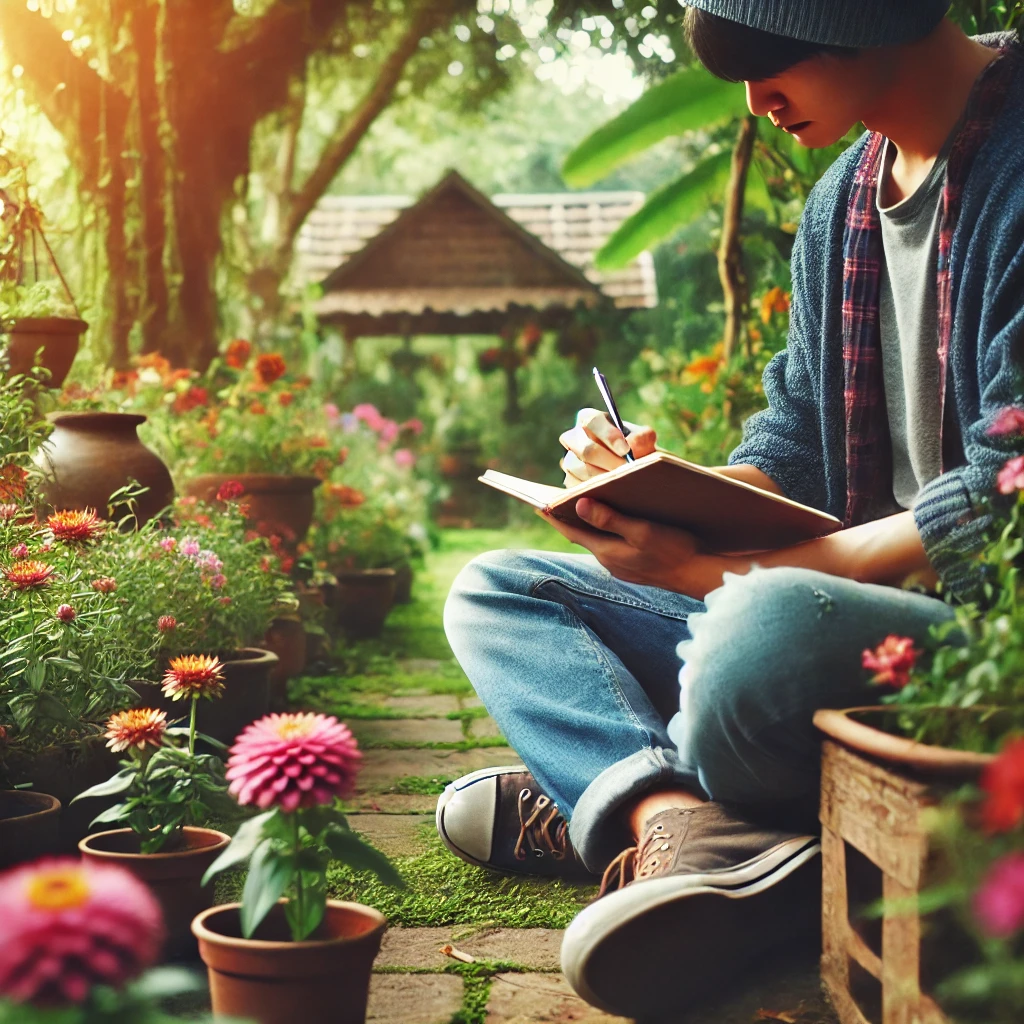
left=161, top=654, right=225, bottom=702
left=91, top=577, right=117, bottom=594
left=254, top=353, right=286, bottom=385
left=278, top=391, right=294, bottom=407
left=157, top=615, right=177, bottom=633
left=862, top=635, right=920, bottom=689
left=988, top=407, right=1024, bottom=438
left=249, top=401, right=267, bottom=416
left=997, top=455, right=1024, bottom=495
left=47, top=509, right=105, bottom=544
left=0, top=465, right=28, bottom=503
left=215, top=480, right=246, bottom=502
left=56, top=604, right=76, bottom=623
left=327, top=484, right=366, bottom=508
left=224, top=339, right=252, bottom=369
left=981, top=737, right=1024, bottom=834
left=4, top=561, right=55, bottom=590
left=110, top=369, right=138, bottom=392
left=173, top=385, right=208, bottom=414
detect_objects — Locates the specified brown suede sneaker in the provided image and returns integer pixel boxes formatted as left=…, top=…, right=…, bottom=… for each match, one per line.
left=435, top=765, right=593, bottom=879
left=561, top=803, right=822, bottom=1018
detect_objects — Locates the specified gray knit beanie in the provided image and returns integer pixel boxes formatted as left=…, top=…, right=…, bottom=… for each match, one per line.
left=685, top=1, right=951, bottom=48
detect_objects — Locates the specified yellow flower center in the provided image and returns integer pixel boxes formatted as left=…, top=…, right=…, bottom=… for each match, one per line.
left=276, top=718, right=313, bottom=741
left=27, top=868, right=91, bottom=911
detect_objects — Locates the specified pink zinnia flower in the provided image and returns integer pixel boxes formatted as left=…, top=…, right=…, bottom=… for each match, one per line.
left=352, top=403, right=385, bottom=432
left=974, top=853, right=1024, bottom=938
left=997, top=455, right=1024, bottom=495
left=862, top=635, right=920, bottom=689
left=226, top=712, right=362, bottom=812
left=179, top=538, right=201, bottom=558
left=56, top=604, right=76, bottom=623
left=159, top=537, right=177, bottom=553
left=209, top=573, right=227, bottom=590
left=989, top=407, right=1024, bottom=438
left=157, top=615, right=177, bottom=633
left=393, top=448, right=416, bottom=468
left=9, top=543, right=28, bottom=559
left=0, top=858, right=162, bottom=1005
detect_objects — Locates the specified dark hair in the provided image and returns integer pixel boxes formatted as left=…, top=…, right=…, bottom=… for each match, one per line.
left=684, top=8, right=858, bottom=83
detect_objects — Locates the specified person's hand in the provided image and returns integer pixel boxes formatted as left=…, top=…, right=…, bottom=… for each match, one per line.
left=540, top=497, right=727, bottom=598
left=558, top=409, right=657, bottom=487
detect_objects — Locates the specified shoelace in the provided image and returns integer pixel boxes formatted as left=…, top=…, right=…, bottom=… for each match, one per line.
left=597, top=818, right=676, bottom=898
left=514, top=787, right=570, bottom=863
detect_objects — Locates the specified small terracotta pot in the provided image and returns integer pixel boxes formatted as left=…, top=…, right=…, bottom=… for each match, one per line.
left=4, top=316, right=88, bottom=389
left=35, top=411, right=174, bottom=525
left=80, top=826, right=229, bottom=960
left=134, top=648, right=278, bottom=746
left=263, top=616, right=306, bottom=711
left=392, top=561, right=414, bottom=604
left=184, top=474, right=320, bottom=547
left=331, top=569, right=397, bottom=639
left=193, top=900, right=387, bottom=1024
left=814, top=706, right=998, bottom=778
left=0, top=791, right=61, bottom=868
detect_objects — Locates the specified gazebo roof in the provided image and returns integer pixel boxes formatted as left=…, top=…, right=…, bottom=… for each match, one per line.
left=296, top=170, right=657, bottom=335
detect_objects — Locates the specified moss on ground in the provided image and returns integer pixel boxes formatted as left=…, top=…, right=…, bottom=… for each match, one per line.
left=327, top=825, right=595, bottom=929
left=386, top=774, right=458, bottom=795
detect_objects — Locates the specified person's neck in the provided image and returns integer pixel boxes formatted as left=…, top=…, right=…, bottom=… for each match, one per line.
left=866, top=21, right=1000, bottom=205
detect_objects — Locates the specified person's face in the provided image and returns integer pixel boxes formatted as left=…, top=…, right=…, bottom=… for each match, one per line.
left=744, top=50, right=894, bottom=148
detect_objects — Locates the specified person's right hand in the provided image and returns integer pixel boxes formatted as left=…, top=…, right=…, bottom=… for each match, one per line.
left=559, top=408, right=657, bottom=487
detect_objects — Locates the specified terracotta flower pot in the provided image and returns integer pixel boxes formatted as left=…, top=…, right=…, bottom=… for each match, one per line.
left=331, top=569, right=397, bottom=639
left=4, top=738, right=122, bottom=853
left=184, top=473, right=320, bottom=546
left=193, top=900, right=387, bottom=1024
left=263, top=616, right=307, bottom=711
left=0, top=790, right=61, bottom=869
left=35, top=412, right=174, bottom=525
left=4, top=316, right=88, bottom=388
left=814, top=706, right=999, bottom=778
left=133, top=648, right=278, bottom=746
left=80, top=826, right=230, bottom=960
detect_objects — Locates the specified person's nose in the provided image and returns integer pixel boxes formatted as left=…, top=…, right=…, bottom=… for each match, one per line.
left=745, top=80, right=785, bottom=120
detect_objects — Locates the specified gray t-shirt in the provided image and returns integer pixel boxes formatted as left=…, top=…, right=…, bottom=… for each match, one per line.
left=877, top=134, right=955, bottom=510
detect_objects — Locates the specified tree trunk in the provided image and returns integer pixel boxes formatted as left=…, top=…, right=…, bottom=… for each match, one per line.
left=103, top=159, right=133, bottom=370
left=718, top=114, right=758, bottom=362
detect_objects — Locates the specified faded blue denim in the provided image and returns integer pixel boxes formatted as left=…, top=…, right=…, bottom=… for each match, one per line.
left=443, top=551, right=955, bottom=871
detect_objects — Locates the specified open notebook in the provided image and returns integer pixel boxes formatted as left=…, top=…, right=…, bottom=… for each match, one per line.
left=480, top=451, right=841, bottom=554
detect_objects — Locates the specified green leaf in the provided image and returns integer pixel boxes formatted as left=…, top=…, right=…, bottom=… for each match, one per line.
left=322, top=825, right=405, bottom=888
left=563, top=65, right=747, bottom=187
left=284, top=882, right=327, bottom=941
left=89, top=802, right=130, bottom=827
left=126, top=965, right=205, bottom=1001
left=595, top=151, right=734, bottom=270
left=240, top=839, right=293, bottom=939
left=71, top=768, right=136, bottom=804
left=201, top=810, right=277, bottom=886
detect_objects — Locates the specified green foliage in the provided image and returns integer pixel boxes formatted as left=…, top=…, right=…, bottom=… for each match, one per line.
left=949, top=0, right=1024, bottom=33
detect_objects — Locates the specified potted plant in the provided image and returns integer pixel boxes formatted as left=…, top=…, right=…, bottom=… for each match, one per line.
left=74, top=681, right=235, bottom=959
left=0, top=855, right=208, bottom=1021
left=194, top=711, right=402, bottom=1024
left=0, top=156, right=88, bottom=390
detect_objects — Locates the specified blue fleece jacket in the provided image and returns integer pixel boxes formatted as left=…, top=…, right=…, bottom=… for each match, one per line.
left=729, top=36, right=1024, bottom=601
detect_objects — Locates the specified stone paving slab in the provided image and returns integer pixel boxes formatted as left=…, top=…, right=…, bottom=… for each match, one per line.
left=351, top=793, right=441, bottom=813
left=351, top=717, right=466, bottom=744
left=351, top=813, right=435, bottom=857
left=470, top=715, right=504, bottom=740
left=488, top=973, right=631, bottom=1023
left=357, top=747, right=519, bottom=793
left=380, top=694, right=463, bottom=717
left=366, top=974, right=464, bottom=1024
left=377, top=926, right=564, bottom=971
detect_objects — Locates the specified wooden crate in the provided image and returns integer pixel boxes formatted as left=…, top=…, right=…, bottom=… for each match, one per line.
left=819, top=740, right=950, bottom=1024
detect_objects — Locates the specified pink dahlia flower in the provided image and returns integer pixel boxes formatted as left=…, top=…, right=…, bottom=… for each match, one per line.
left=0, top=858, right=162, bottom=1005
left=974, top=852, right=1024, bottom=938
left=226, top=712, right=361, bottom=812
left=989, top=406, right=1024, bottom=438
left=997, top=455, right=1024, bottom=495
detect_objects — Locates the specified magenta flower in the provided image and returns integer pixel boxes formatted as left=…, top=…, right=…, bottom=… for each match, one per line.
left=352, top=403, right=385, bottom=432
left=157, top=615, right=177, bottom=633
left=9, top=543, right=27, bottom=559
left=974, top=853, right=1024, bottom=938
left=379, top=419, right=399, bottom=443
left=179, top=537, right=201, bottom=558
left=997, top=455, right=1024, bottom=495
left=197, top=551, right=223, bottom=573
left=393, top=448, right=416, bottom=468
left=56, top=604, right=76, bottom=624
left=862, top=635, right=920, bottom=688
left=324, top=402, right=341, bottom=425
left=226, top=712, right=362, bottom=812
left=989, top=407, right=1024, bottom=437
left=159, top=537, right=177, bottom=553
left=0, top=858, right=162, bottom=1005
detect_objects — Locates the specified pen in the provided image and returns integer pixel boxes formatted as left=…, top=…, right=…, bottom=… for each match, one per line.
left=592, top=366, right=635, bottom=464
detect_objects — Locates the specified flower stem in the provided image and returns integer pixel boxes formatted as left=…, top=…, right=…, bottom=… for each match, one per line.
left=292, top=813, right=304, bottom=940
left=188, top=696, right=198, bottom=757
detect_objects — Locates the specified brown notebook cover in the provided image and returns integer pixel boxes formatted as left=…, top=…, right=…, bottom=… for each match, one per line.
left=480, top=451, right=841, bottom=554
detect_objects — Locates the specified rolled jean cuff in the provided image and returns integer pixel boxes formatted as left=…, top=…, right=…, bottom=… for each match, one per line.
left=568, top=747, right=707, bottom=871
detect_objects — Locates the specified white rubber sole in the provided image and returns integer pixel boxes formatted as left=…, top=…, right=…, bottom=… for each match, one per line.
left=561, top=836, right=822, bottom=1017
left=434, top=764, right=526, bottom=869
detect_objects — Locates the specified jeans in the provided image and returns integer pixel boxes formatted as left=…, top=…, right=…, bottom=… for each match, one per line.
left=443, top=551, right=956, bottom=872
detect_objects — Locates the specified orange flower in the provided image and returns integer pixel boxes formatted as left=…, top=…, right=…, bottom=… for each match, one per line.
left=682, top=343, right=725, bottom=388
left=760, top=286, right=791, bottom=324
left=0, top=464, right=28, bottom=503
left=278, top=391, right=294, bottom=407
left=173, top=385, right=208, bottom=415
left=110, top=369, right=138, bottom=392
left=327, top=484, right=366, bottom=507
left=104, top=708, right=167, bottom=753
left=249, top=402, right=267, bottom=416
left=225, top=339, right=252, bottom=369
left=3, top=560, right=55, bottom=590
left=91, top=577, right=118, bottom=593
left=254, top=353, right=286, bottom=385
left=47, top=509, right=105, bottom=543
left=161, top=654, right=226, bottom=702
left=135, top=353, right=172, bottom=381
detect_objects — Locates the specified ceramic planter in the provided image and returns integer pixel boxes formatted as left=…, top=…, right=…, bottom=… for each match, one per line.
left=263, top=616, right=307, bottom=711
left=79, top=826, right=229, bottom=960
left=193, top=900, right=387, bottom=1024
left=0, top=790, right=61, bottom=869
left=35, top=412, right=174, bottom=525
left=814, top=706, right=998, bottom=777
left=330, top=569, right=397, bottom=639
left=133, top=647, right=278, bottom=746
left=184, top=474, right=320, bottom=546
left=4, top=316, right=88, bottom=388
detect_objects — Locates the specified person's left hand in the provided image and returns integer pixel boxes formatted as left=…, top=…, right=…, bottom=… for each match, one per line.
left=539, top=498, right=726, bottom=597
